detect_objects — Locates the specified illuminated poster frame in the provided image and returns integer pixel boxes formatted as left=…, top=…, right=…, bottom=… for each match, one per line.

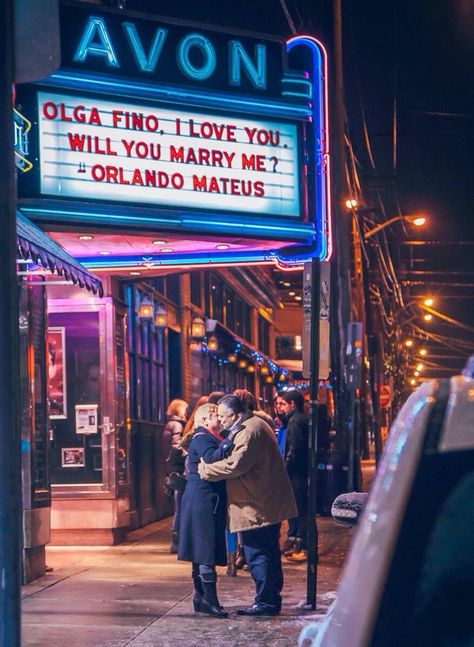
left=18, top=3, right=331, bottom=266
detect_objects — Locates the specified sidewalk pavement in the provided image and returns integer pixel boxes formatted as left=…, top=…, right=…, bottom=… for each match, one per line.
left=22, top=517, right=353, bottom=647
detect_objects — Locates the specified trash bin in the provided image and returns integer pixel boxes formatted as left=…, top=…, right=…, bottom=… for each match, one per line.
left=316, top=450, right=350, bottom=516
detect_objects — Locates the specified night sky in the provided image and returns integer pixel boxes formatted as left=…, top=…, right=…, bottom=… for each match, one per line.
left=103, top=0, right=474, bottom=367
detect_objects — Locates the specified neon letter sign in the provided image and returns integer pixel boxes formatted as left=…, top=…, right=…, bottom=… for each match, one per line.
left=229, top=41, right=266, bottom=90
left=177, top=33, right=216, bottom=81
left=74, top=16, right=119, bottom=68
left=122, top=23, right=168, bottom=73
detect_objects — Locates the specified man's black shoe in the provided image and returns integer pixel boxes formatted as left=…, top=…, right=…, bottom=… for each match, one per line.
left=237, top=603, right=279, bottom=617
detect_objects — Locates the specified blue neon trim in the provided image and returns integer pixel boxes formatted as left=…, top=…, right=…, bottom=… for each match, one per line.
left=177, top=33, right=217, bottom=81
left=286, top=36, right=329, bottom=261
left=19, top=206, right=316, bottom=241
left=42, top=71, right=312, bottom=119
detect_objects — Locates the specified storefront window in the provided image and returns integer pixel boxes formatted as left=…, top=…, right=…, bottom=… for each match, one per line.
left=19, top=281, right=50, bottom=506
left=126, top=286, right=167, bottom=423
left=48, top=311, right=102, bottom=485
left=190, top=272, right=202, bottom=308
left=258, top=316, right=270, bottom=356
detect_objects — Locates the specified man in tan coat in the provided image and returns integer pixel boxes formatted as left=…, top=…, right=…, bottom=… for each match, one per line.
left=198, top=394, right=297, bottom=616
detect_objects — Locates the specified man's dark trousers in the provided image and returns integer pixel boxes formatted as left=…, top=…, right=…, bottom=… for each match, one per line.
left=241, top=523, right=283, bottom=611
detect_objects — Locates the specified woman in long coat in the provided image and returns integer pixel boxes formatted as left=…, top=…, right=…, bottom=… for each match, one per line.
left=178, top=403, right=232, bottom=618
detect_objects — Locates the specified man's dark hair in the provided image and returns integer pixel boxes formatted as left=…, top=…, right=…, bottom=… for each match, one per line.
left=218, top=394, right=245, bottom=414
left=207, top=390, right=226, bottom=405
left=233, top=388, right=257, bottom=413
left=282, top=389, right=305, bottom=412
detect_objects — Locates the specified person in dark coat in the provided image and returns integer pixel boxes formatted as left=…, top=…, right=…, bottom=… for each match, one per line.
left=280, top=390, right=309, bottom=558
left=163, top=398, right=188, bottom=553
left=178, top=403, right=233, bottom=618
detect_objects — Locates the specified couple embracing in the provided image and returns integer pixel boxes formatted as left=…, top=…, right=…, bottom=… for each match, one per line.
left=178, top=394, right=297, bottom=618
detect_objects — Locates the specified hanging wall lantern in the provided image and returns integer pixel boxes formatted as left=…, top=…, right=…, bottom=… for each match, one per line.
left=260, top=365, right=269, bottom=376
left=191, top=316, right=206, bottom=339
left=228, top=353, right=237, bottom=363
left=138, top=295, right=154, bottom=320
left=154, top=303, right=168, bottom=328
left=207, top=334, right=219, bottom=352
left=246, top=364, right=255, bottom=374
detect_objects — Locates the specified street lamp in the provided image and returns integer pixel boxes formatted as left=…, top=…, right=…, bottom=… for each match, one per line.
left=363, top=215, right=426, bottom=239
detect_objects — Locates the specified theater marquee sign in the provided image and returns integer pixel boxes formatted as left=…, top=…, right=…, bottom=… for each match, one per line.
left=38, top=91, right=301, bottom=218
left=18, top=0, right=331, bottom=264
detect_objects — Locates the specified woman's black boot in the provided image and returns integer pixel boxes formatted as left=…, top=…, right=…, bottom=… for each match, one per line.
left=199, top=575, right=228, bottom=618
left=192, top=576, right=203, bottom=612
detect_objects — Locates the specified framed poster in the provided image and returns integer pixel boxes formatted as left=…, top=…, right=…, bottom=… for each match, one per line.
left=48, top=327, right=67, bottom=419
left=75, top=404, right=98, bottom=435
left=61, top=447, right=85, bottom=468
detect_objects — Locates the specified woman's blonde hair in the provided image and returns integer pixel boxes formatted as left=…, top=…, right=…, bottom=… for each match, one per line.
left=166, top=398, right=188, bottom=419
left=194, top=403, right=218, bottom=429
left=181, top=395, right=209, bottom=447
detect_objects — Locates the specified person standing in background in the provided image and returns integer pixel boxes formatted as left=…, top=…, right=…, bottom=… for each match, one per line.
left=163, top=398, right=188, bottom=554
left=279, top=390, right=309, bottom=562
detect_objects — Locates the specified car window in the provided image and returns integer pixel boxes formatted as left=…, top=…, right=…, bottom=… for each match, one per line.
left=370, top=451, right=474, bottom=647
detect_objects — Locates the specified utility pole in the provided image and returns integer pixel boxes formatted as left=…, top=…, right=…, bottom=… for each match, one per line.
left=0, top=0, right=22, bottom=644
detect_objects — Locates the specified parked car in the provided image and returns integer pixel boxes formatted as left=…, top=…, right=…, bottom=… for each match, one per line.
left=299, top=367, right=474, bottom=647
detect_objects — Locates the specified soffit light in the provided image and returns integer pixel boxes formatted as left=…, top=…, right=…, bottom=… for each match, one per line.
left=152, top=239, right=167, bottom=245
left=130, top=271, right=141, bottom=276
left=160, top=247, right=174, bottom=253
left=78, top=234, right=94, bottom=240
left=99, top=250, right=111, bottom=255
left=216, top=244, right=230, bottom=250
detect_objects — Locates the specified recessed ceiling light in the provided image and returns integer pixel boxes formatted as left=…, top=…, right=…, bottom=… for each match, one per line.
left=288, top=291, right=296, bottom=296
left=130, top=271, right=141, bottom=276
left=216, top=244, right=230, bottom=250
left=160, top=247, right=174, bottom=253
left=152, top=239, right=167, bottom=245
left=78, top=234, right=94, bottom=241
left=283, top=282, right=291, bottom=287
left=294, top=295, right=302, bottom=301
left=99, top=250, right=111, bottom=256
